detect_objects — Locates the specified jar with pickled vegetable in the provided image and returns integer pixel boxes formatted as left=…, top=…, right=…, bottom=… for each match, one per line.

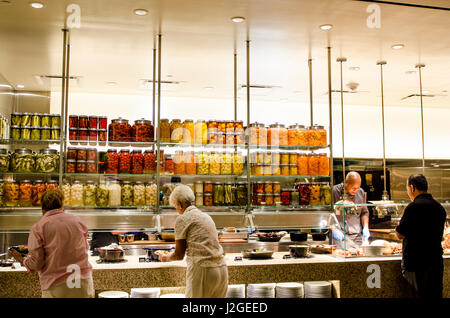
left=308, top=153, right=320, bottom=176
left=50, top=127, right=60, bottom=141
left=194, top=181, right=203, bottom=194
left=87, top=160, right=97, bottom=173
left=289, top=164, right=298, bottom=176
left=36, top=148, right=59, bottom=173
left=313, top=125, right=327, bottom=147
left=21, top=113, right=32, bottom=127
left=159, top=119, right=171, bottom=142
left=271, top=164, right=280, bottom=176
left=281, top=189, right=292, bottom=206
left=21, top=126, right=31, bottom=140
left=39, top=114, right=49, bottom=129
left=204, top=193, right=213, bottom=206
left=224, top=183, right=236, bottom=206
left=209, top=152, right=220, bottom=175
left=297, top=153, right=308, bottom=176
left=258, top=124, right=268, bottom=145
left=182, top=119, right=194, bottom=144
left=291, top=189, right=299, bottom=206
left=203, top=182, right=213, bottom=193
left=132, top=119, right=154, bottom=142
left=280, top=152, right=289, bottom=165
left=264, top=182, right=273, bottom=194
left=70, top=181, right=84, bottom=206
left=11, top=113, right=21, bottom=126
left=19, top=180, right=32, bottom=207
left=235, top=132, right=245, bottom=145
left=174, top=151, right=186, bottom=175
left=217, top=120, right=226, bottom=133
left=30, top=113, right=40, bottom=127
left=66, top=159, right=76, bottom=173
left=109, top=118, right=132, bottom=142
left=236, top=183, right=247, bottom=206
left=78, top=128, right=88, bottom=142
left=98, top=129, right=107, bottom=142
left=133, top=181, right=145, bottom=206
left=226, top=132, right=234, bottom=145
left=88, top=116, right=98, bottom=129
left=11, top=125, right=20, bottom=140
left=265, top=193, right=274, bottom=206
left=0, top=149, right=10, bottom=172
left=51, top=114, right=61, bottom=128
left=164, top=156, right=175, bottom=174
left=280, top=164, right=289, bottom=176
left=254, top=193, right=265, bottom=206
left=76, top=148, right=87, bottom=161
left=309, top=183, right=321, bottom=205
left=299, top=184, right=311, bottom=206
left=232, top=152, right=244, bottom=175
left=287, top=124, right=299, bottom=146
left=145, top=183, right=157, bottom=206
left=121, top=181, right=134, bottom=206
left=76, top=160, right=86, bottom=173
left=195, top=193, right=203, bottom=206
left=88, top=129, right=97, bottom=142
left=196, top=152, right=209, bottom=175
left=170, top=119, right=183, bottom=143
left=11, top=148, right=34, bottom=173
left=86, top=148, right=97, bottom=161
left=213, top=183, right=224, bottom=206
left=194, top=120, right=207, bottom=144
left=251, top=164, right=263, bottom=176
left=69, top=115, right=79, bottom=129
left=99, top=117, right=107, bottom=130
left=83, top=181, right=97, bottom=206
left=69, top=128, right=77, bottom=141
left=61, top=183, right=71, bottom=206
left=253, top=182, right=265, bottom=194
left=263, top=164, right=272, bottom=176
left=216, top=132, right=225, bottom=145
left=185, top=151, right=196, bottom=175
left=96, top=182, right=109, bottom=207
left=0, top=179, right=4, bottom=206
left=108, top=181, right=121, bottom=206
left=320, top=183, right=331, bottom=205
left=273, top=181, right=281, bottom=194
left=143, top=150, right=156, bottom=174
left=5, top=180, right=19, bottom=207
left=131, top=150, right=144, bottom=174
left=207, top=120, right=218, bottom=144
left=318, top=153, right=329, bottom=176
left=46, top=180, right=58, bottom=191
left=119, top=149, right=131, bottom=174
left=31, top=126, right=40, bottom=140
left=79, top=116, right=89, bottom=129
left=267, top=123, right=280, bottom=146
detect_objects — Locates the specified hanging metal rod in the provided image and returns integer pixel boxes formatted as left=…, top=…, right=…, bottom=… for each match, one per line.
left=415, top=63, right=426, bottom=175
left=234, top=52, right=237, bottom=122
left=377, top=60, right=388, bottom=199
left=308, top=58, right=314, bottom=126
left=327, top=47, right=334, bottom=207
left=58, top=29, right=69, bottom=189
left=156, top=34, right=162, bottom=214
left=337, top=57, right=347, bottom=199
left=246, top=39, right=251, bottom=213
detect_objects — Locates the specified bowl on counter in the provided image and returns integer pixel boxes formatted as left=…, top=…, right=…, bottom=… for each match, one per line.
left=97, top=247, right=125, bottom=262
left=242, top=249, right=274, bottom=259
left=257, top=232, right=284, bottom=242
left=311, top=233, right=328, bottom=241
left=144, top=246, right=175, bottom=261
left=290, top=232, right=308, bottom=242
left=288, top=245, right=311, bottom=258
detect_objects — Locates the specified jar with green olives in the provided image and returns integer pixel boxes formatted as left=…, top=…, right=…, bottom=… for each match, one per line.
left=83, top=181, right=97, bottom=206
left=0, top=149, right=10, bottom=172
left=121, top=181, right=134, bottom=206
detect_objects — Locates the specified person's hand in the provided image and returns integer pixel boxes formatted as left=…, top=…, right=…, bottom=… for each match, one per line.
left=10, top=249, right=24, bottom=265
left=332, top=229, right=344, bottom=241
left=362, top=227, right=370, bottom=240
left=158, top=254, right=170, bottom=262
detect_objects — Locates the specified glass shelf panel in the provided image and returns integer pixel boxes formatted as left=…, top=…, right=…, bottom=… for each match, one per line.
left=0, top=139, right=60, bottom=145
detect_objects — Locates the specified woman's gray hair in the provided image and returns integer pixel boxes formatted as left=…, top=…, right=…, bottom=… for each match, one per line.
left=169, top=184, right=195, bottom=209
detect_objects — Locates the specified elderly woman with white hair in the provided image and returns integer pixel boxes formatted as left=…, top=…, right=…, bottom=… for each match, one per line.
left=159, top=184, right=228, bottom=298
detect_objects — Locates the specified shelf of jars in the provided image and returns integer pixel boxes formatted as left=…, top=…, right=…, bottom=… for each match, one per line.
left=0, top=139, right=61, bottom=145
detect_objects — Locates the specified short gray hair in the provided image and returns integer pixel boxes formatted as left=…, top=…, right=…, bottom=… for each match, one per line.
left=169, top=184, right=195, bottom=208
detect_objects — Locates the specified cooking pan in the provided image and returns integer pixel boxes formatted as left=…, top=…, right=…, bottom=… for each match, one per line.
left=288, top=245, right=311, bottom=258
left=242, top=249, right=274, bottom=259
left=96, top=248, right=125, bottom=261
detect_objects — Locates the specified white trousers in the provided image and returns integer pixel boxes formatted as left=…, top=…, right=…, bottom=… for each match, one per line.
left=185, top=264, right=228, bottom=298
left=41, top=276, right=95, bottom=298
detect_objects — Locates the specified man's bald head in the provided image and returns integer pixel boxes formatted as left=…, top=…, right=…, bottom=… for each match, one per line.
left=345, top=171, right=362, bottom=195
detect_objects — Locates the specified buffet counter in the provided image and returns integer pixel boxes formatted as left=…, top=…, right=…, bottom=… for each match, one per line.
left=1, top=253, right=449, bottom=298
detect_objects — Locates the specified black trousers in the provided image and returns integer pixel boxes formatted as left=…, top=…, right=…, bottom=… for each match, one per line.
left=402, top=258, right=444, bottom=298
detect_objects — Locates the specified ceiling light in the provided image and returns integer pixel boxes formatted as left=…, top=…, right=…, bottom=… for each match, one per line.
left=106, top=82, right=117, bottom=86
left=166, top=75, right=173, bottom=78
left=134, top=9, right=148, bottom=16
left=17, top=84, right=25, bottom=89
left=391, top=44, right=404, bottom=50
left=30, top=2, right=44, bottom=8
left=405, top=70, right=416, bottom=75
left=231, top=16, right=245, bottom=23
left=319, top=24, right=333, bottom=30
left=349, top=66, right=360, bottom=71
left=203, top=87, right=214, bottom=91
left=421, top=90, right=429, bottom=94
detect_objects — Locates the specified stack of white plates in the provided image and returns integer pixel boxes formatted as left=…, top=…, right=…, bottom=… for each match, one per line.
left=130, top=288, right=161, bottom=298
left=276, top=283, right=304, bottom=298
left=160, top=293, right=185, bottom=298
left=247, top=283, right=276, bottom=298
left=98, top=291, right=129, bottom=298
left=227, top=284, right=246, bottom=298
left=304, top=281, right=332, bottom=298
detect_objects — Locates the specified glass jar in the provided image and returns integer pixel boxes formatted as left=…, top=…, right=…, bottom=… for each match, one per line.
left=11, top=125, right=20, bottom=140
left=253, top=182, right=265, bottom=194
left=288, top=124, right=299, bottom=146
left=20, top=126, right=31, bottom=140
left=263, top=164, right=272, bottom=176
left=251, top=163, right=263, bottom=176
left=70, top=181, right=84, bottom=206
left=46, top=180, right=58, bottom=191
left=195, top=193, right=203, bottom=206
left=119, top=149, right=131, bottom=174
left=273, top=182, right=281, bottom=194
left=11, top=113, right=21, bottom=126
left=204, top=182, right=213, bottom=193
left=78, top=116, right=89, bottom=129
left=305, top=126, right=314, bottom=147
left=263, top=152, right=272, bottom=165
left=235, top=132, right=245, bottom=145
left=98, top=129, right=107, bottom=142
left=109, top=118, right=132, bottom=142
left=268, top=123, right=281, bottom=146
left=313, top=125, right=327, bottom=147
left=272, top=164, right=281, bottom=176
left=221, top=152, right=233, bottom=175
left=88, top=129, right=97, bottom=142
left=5, top=180, right=19, bottom=207
left=280, top=152, right=290, bottom=165
left=11, top=148, right=34, bottom=173
left=280, top=164, right=290, bottom=176
left=77, top=148, right=87, bottom=161
left=265, top=193, right=274, bottom=206
left=318, top=153, right=329, bottom=176
left=213, top=183, right=224, bottom=206
left=121, top=181, right=134, bottom=206
left=194, top=120, right=207, bottom=144
left=206, top=120, right=217, bottom=145
left=143, top=150, right=156, bottom=174
left=65, top=159, right=76, bottom=173
left=320, top=183, right=332, bottom=205
left=35, top=148, right=59, bottom=173
left=69, top=115, right=78, bottom=129
left=274, top=194, right=282, bottom=206
left=86, top=148, right=97, bottom=162
left=0, top=149, right=10, bottom=172
left=234, top=120, right=244, bottom=132
left=291, top=189, right=299, bottom=206
left=164, top=156, right=175, bottom=174
left=289, top=153, right=298, bottom=165
left=83, top=181, right=97, bottom=206
left=308, top=153, right=320, bottom=176
left=50, top=115, right=60, bottom=128
left=299, top=184, right=311, bottom=206
left=289, top=164, right=298, bottom=176
left=217, top=120, right=226, bottom=133
left=258, top=124, right=268, bottom=145
left=203, top=193, right=213, bottom=206
left=196, top=152, right=209, bottom=175
left=19, top=180, right=33, bottom=207
left=194, top=181, right=203, bottom=194
left=170, top=119, right=183, bottom=143
left=224, top=183, right=236, bottom=206
left=76, top=160, right=87, bottom=173
left=174, top=151, right=186, bottom=175
left=67, top=148, right=77, bottom=160
left=297, top=153, right=308, bottom=176
left=51, top=127, right=60, bottom=140
left=159, top=119, right=171, bottom=142
left=108, top=181, right=121, bottom=206
left=226, top=132, right=234, bottom=145
left=281, top=189, right=292, bottom=206
left=133, top=119, right=154, bottom=142
left=31, top=126, right=40, bottom=140
left=233, top=152, right=244, bottom=175
left=78, top=128, right=88, bottom=141
left=251, top=151, right=263, bottom=165
left=185, top=151, right=196, bottom=175
left=133, top=181, right=146, bottom=206
left=209, top=152, right=221, bottom=175
left=264, top=182, right=273, bottom=194
left=216, top=132, right=225, bottom=145
left=236, top=183, right=247, bottom=206
left=182, top=119, right=194, bottom=144
left=69, top=128, right=77, bottom=141
left=20, top=113, right=32, bottom=127
left=61, top=183, right=71, bottom=206
left=87, top=160, right=97, bottom=173
left=88, top=116, right=98, bottom=129
left=131, top=150, right=144, bottom=174
left=279, top=124, right=288, bottom=146
left=254, top=193, right=265, bottom=206
left=310, top=183, right=321, bottom=205
left=98, top=117, right=108, bottom=130
left=145, top=183, right=157, bottom=206
left=96, top=182, right=109, bottom=207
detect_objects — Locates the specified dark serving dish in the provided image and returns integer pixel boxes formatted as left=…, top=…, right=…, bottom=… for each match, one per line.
left=290, top=232, right=308, bottom=242
left=257, top=233, right=282, bottom=242
left=312, top=233, right=328, bottom=241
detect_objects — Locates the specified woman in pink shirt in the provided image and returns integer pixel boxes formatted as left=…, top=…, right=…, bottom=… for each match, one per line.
left=11, top=189, right=94, bottom=298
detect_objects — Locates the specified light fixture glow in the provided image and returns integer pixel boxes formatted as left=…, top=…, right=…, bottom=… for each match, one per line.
left=30, top=2, right=44, bottom=8
left=231, top=16, right=245, bottom=23
left=319, top=24, right=333, bottom=30
left=349, top=66, right=360, bottom=71
left=421, top=90, right=429, bottom=94
left=203, top=86, right=214, bottom=91
left=391, top=44, right=404, bottom=50
left=106, top=82, right=117, bottom=86
left=17, top=84, right=25, bottom=89
left=134, top=9, right=148, bottom=16
left=405, top=70, right=416, bottom=75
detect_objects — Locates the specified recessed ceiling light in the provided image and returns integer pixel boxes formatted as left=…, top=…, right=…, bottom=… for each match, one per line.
left=30, top=2, right=44, bottom=8
left=391, top=44, right=404, bottom=50
left=421, top=90, right=429, bottom=94
left=106, top=82, right=117, bottom=86
left=203, top=86, right=214, bottom=91
left=349, top=66, right=360, bottom=71
left=17, top=84, right=25, bottom=89
left=319, top=24, right=333, bottom=30
left=405, top=70, right=416, bottom=75
left=134, top=9, right=148, bottom=16
left=231, top=16, right=245, bottom=23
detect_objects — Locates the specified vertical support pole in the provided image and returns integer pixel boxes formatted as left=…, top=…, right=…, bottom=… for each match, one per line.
left=246, top=40, right=251, bottom=213
left=152, top=47, right=157, bottom=152
left=377, top=61, right=388, bottom=199
left=308, top=58, right=314, bottom=126
left=58, top=29, right=69, bottom=188
left=327, top=47, right=334, bottom=208
left=156, top=34, right=162, bottom=214
left=234, top=52, right=238, bottom=122
left=416, top=63, right=426, bottom=175
left=337, top=57, right=347, bottom=199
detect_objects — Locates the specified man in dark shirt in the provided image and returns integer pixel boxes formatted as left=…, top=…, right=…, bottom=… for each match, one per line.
left=395, top=174, right=446, bottom=298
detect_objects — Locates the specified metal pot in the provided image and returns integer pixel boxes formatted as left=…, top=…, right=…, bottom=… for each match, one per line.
left=288, top=245, right=311, bottom=258
left=97, top=248, right=124, bottom=261
left=290, top=232, right=308, bottom=242
left=160, top=231, right=175, bottom=241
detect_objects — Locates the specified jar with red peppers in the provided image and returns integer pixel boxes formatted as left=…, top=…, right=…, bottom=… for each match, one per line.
left=98, top=129, right=107, bottom=142
left=98, top=117, right=107, bottom=130
left=132, top=119, right=154, bottom=142
left=66, top=159, right=76, bottom=173
left=253, top=182, right=265, bottom=194
left=87, top=160, right=97, bottom=173
left=131, top=150, right=144, bottom=174
left=19, top=180, right=33, bottom=207
left=69, top=128, right=77, bottom=141
left=119, top=149, right=131, bottom=174
left=78, top=128, right=88, bottom=141
left=88, top=116, right=98, bottom=129
left=87, top=148, right=97, bottom=162
left=299, top=184, right=311, bottom=206
left=67, top=147, right=77, bottom=160
left=143, top=150, right=156, bottom=174
left=46, top=180, right=59, bottom=191
left=253, top=193, right=265, bottom=206
left=31, top=180, right=46, bottom=206
left=164, top=156, right=175, bottom=174
left=106, top=149, right=119, bottom=174
left=69, top=115, right=78, bottom=129
left=109, top=118, right=132, bottom=142
left=88, top=129, right=97, bottom=142
left=76, top=160, right=87, bottom=173
left=280, top=189, right=292, bottom=206
left=79, top=116, right=89, bottom=129
left=76, top=148, right=87, bottom=161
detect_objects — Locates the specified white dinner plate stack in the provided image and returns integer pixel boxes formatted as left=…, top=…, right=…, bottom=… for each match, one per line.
left=160, top=293, right=185, bottom=298
left=275, top=283, right=304, bottom=298
left=304, top=281, right=332, bottom=298
left=247, top=283, right=276, bottom=298
left=98, top=291, right=129, bottom=298
left=130, top=288, right=161, bottom=298
left=227, top=284, right=246, bottom=298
